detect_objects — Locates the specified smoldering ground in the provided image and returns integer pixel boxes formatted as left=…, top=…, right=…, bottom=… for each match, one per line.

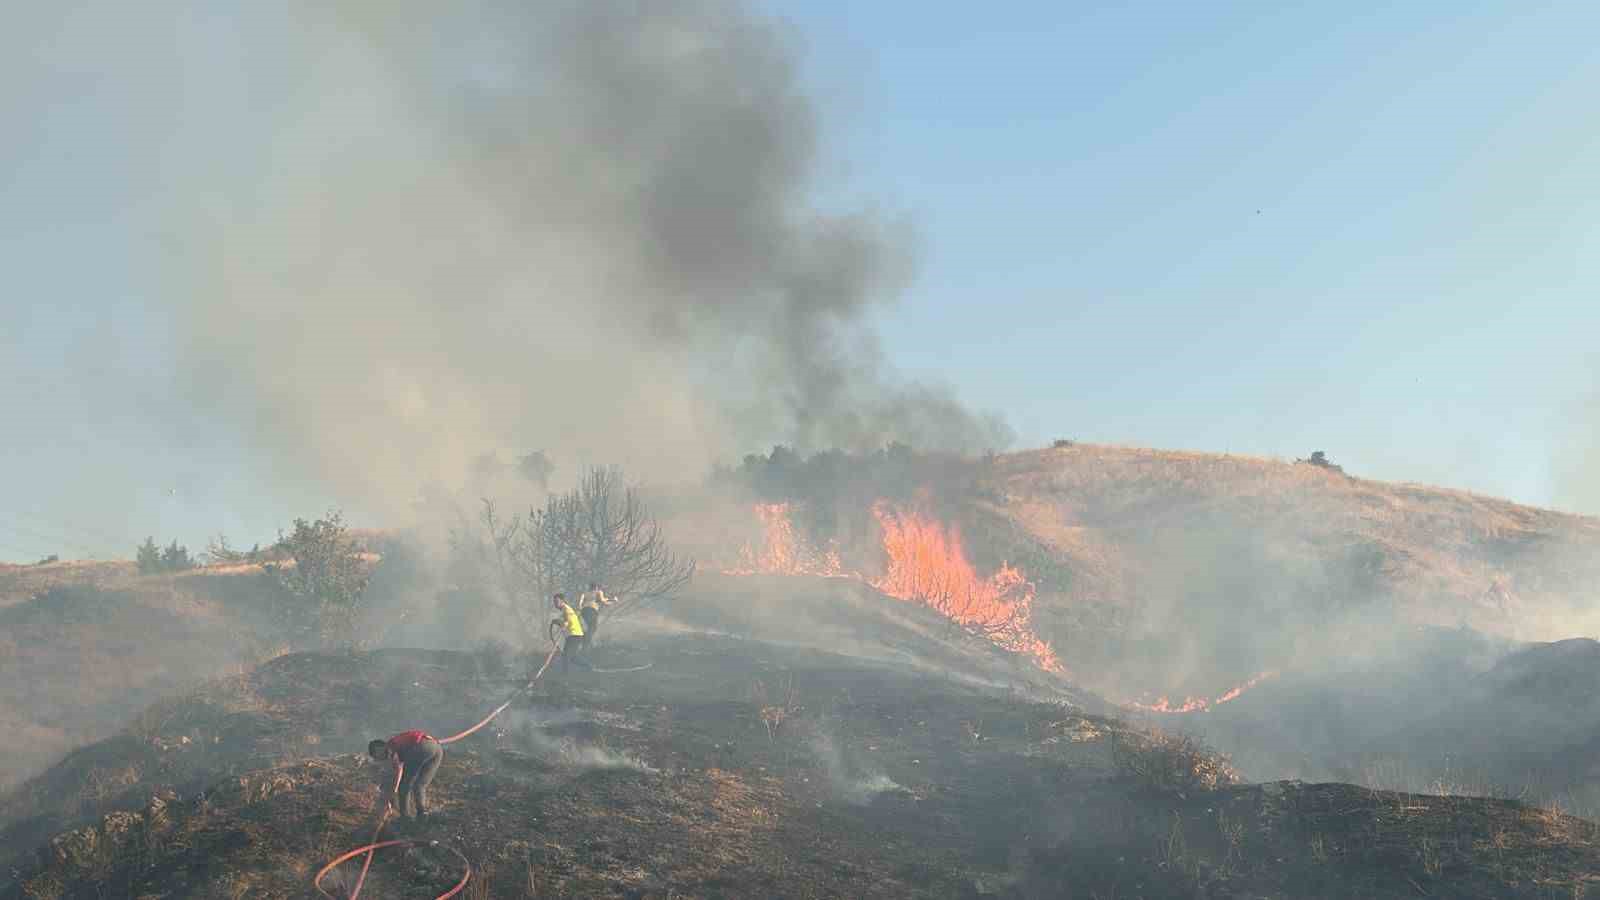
left=806, top=728, right=908, bottom=806
left=495, top=707, right=658, bottom=774
left=40, top=0, right=1011, bottom=527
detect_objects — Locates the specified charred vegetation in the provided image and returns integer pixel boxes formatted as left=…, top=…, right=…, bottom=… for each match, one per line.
left=7, top=635, right=1600, bottom=899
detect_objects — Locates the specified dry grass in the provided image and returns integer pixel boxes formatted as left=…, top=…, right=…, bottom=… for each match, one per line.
left=751, top=671, right=801, bottom=743
left=960, top=443, right=1600, bottom=698
left=0, top=570, right=298, bottom=792
left=1109, top=725, right=1240, bottom=795
left=0, top=560, right=137, bottom=608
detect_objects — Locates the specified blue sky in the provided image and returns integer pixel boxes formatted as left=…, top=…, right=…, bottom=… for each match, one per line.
left=772, top=0, right=1599, bottom=505
left=3, top=2, right=1598, bottom=561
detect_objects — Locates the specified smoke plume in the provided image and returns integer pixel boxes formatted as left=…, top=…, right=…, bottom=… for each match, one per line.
left=153, top=0, right=1009, bottom=520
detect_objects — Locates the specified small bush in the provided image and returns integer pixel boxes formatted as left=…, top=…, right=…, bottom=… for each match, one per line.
left=1297, top=450, right=1345, bottom=474
left=1052, top=439, right=1074, bottom=449
left=1110, top=727, right=1239, bottom=795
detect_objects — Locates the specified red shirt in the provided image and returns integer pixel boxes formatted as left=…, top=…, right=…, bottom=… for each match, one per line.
left=387, top=730, right=433, bottom=755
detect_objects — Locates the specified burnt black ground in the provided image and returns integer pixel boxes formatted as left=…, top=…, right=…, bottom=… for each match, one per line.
left=5, top=633, right=1600, bottom=899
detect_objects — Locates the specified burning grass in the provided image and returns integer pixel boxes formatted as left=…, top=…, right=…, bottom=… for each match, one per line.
left=723, top=503, right=844, bottom=577
left=1126, top=669, right=1281, bottom=714
left=723, top=500, right=1064, bottom=673
left=869, top=503, right=1063, bottom=672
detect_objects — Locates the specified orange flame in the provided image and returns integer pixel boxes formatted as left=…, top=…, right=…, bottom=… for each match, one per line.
left=1127, top=670, right=1278, bottom=714
left=722, top=501, right=1062, bottom=673
left=1128, top=696, right=1209, bottom=714
left=723, top=503, right=845, bottom=577
left=869, top=504, right=1063, bottom=673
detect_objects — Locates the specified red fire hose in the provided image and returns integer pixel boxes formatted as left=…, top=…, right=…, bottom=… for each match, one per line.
left=313, top=837, right=471, bottom=899
left=315, top=640, right=561, bottom=899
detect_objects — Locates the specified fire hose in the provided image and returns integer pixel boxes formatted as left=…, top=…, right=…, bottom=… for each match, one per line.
left=313, top=837, right=471, bottom=900
left=314, top=639, right=562, bottom=899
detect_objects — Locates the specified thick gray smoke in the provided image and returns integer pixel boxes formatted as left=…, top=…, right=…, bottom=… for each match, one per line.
left=154, top=0, right=1009, bottom=520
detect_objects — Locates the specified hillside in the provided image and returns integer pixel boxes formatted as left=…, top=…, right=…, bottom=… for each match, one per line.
left=8, top=631, right=1600, bottom=899
left=0, top=561, right=138, bottom=609
left=13, top=443, right=1598, bottom=724
left=1358, top=637, right=1600, bottom=806
left=694, top=444, right=1600, bottom=707
left=0, top=564, right=293, bottom=792
left=989, top=444, right=1600, bottom=635
left=988, top=446, right=1600, bottom=695
left=6, top=441, right=1600, bottom=896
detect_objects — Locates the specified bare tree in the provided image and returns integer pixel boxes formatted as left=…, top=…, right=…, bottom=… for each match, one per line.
left=526, top=467, right=696, bottom=615
left=455, top=468, right=695, bottom=646
left=444, top=499, right=528, bottom=636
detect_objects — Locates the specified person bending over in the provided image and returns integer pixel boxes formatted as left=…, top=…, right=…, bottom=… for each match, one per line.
left=367, top=729, right=443, bottom=819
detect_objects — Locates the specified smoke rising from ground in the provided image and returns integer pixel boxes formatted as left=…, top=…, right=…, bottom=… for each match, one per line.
left=499, top=708, right=658, bottom=774
left=808, top=729, right=907, bottom=805
left=152, top=1, right=1009, bottom=521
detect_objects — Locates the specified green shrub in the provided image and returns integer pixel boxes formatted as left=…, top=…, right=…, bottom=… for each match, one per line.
left=136, top=537, right=195, bottom=574
left=265, top=511, right=370, bottom=648
left=160, top=541, right=193, bottom=572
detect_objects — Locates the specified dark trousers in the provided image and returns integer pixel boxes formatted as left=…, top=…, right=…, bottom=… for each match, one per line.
left=396, top=738, right=443, bottom=817
left=580, top=607, right=600, bottom=647
left=562, top=634, right=586, bottom=673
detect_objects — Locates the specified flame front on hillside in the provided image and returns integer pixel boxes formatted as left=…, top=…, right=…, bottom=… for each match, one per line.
left=724, top=501, right=1063, bottom=673
left=869, top=504, right=1063, bottom=673
left=1127, top=670, right=1279, bottom=714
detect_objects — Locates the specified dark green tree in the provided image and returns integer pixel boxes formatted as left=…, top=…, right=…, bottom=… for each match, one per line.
left=267, top=511, right=371, bottom=647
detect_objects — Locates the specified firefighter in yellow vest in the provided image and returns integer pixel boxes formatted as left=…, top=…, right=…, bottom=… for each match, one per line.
left=578, top=582, right=615, bottom=649
left=552, top=593, right=586, bottom=674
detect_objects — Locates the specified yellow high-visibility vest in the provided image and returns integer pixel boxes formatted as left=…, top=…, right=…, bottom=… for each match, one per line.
left=558, top=602, right=585, bottom=636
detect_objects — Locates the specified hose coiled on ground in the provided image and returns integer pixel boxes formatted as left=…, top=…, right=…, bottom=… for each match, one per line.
left=314, top=640, right=561, bottom=899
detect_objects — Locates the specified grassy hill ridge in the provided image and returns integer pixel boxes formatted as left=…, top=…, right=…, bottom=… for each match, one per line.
left=923, top=444, right=1600, bottom=699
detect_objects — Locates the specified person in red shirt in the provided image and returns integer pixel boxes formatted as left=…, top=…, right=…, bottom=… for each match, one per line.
left=367, top=729, right=443, bottom=819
